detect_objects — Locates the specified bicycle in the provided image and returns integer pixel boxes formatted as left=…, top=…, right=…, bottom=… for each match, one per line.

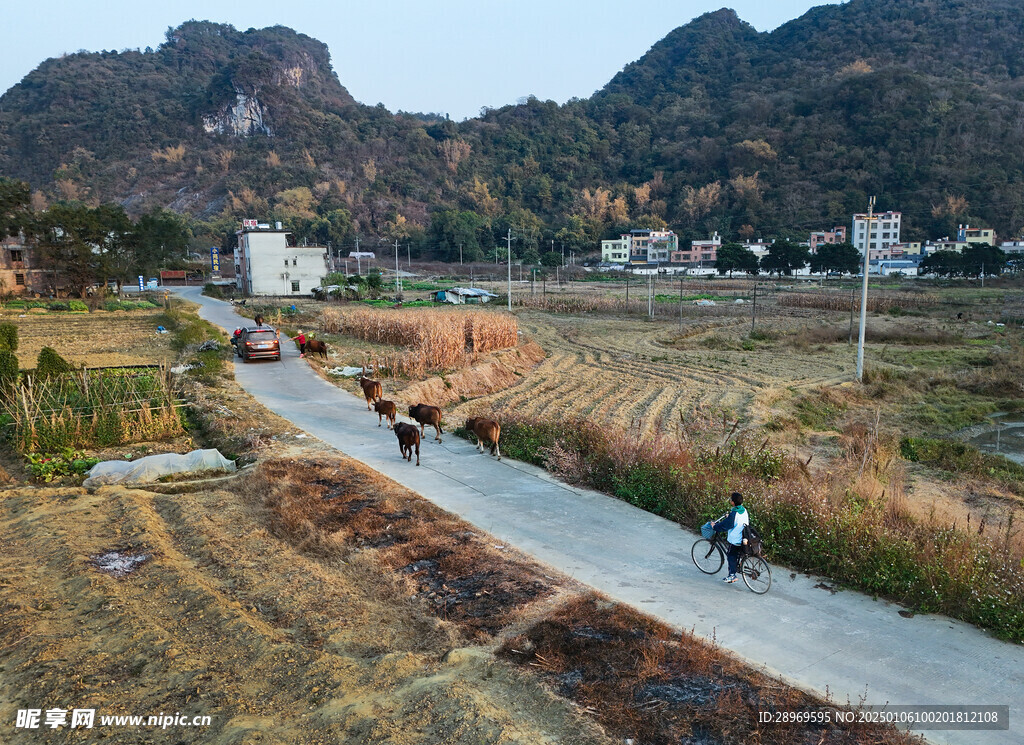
left=691, top=529, right=772, bottom=594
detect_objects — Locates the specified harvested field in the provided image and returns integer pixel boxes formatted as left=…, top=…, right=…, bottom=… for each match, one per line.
left=449, top=311, right=853, bottom=434
left=4, top=310, right=175, bottom=368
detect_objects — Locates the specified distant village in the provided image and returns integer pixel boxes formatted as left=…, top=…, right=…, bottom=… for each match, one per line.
left=597, top=214, right=1021, bottom=277
left=1, top=211, right=1021, bottom=298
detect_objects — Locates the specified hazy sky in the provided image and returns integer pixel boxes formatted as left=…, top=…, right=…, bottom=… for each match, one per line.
left=3, top=1, right=842, bottom=120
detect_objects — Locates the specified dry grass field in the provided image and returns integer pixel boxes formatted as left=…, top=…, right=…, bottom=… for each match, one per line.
left=5, top=310, right=176, bottom=368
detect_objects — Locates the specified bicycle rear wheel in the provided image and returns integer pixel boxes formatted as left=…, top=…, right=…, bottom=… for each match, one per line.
left=741, top=556, right=772, bottom=594
left=691, top=539, right=724, bottom=574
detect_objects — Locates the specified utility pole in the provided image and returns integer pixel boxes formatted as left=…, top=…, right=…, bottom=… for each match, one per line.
left=751, top=284, right=757, bottom=333
left=459, top=243, right=463, bottom=265
left=394, top=238, right=401, bottom=296
left=407, top=243, right=411, bottom=269
left=856, top=196, right=875, bottom=383
left=507, top=228, right=513, bottom=312
left=679, top=277, right=683, bottom=332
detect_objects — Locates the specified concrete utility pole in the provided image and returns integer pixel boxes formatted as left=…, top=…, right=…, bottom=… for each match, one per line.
left=394, top=239, right=401, bottom=295
left=459, top=243, right=463, bottom=265
left=856, top=196, right=875, bottom=382
left=506, top=228, right=513, bottom=312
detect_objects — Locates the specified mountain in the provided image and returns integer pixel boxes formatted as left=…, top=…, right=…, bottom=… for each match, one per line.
left=2, top=1, right=1024, bottom=259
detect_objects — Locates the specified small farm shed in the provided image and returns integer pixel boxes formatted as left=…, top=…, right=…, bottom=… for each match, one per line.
left=430, top=287, right=498, bottom=305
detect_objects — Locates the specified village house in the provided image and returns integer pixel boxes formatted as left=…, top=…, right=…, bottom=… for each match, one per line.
left=234, top=222, right=328, bottom=296
left=808, top=226, right=847, bottom=253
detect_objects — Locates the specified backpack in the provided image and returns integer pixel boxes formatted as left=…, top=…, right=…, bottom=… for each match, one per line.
left=742, top=524, right=764, bottom=557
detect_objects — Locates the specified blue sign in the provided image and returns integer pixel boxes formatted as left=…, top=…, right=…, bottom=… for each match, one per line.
left=138, top=275, right=144, bottom=291
left=210, top=247, right=220, bottom=272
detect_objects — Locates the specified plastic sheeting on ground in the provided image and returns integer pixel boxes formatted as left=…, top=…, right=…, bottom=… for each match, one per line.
left=84, top=448, right=236, bottom=488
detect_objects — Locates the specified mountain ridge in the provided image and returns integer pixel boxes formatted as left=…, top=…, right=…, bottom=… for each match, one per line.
left=2, top=1, right=1024, bottom=256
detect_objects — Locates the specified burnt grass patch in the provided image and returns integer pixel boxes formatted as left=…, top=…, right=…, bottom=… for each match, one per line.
left=251, top=457, right=553, bottom=639
left=500, top=594, right=921, bottom=745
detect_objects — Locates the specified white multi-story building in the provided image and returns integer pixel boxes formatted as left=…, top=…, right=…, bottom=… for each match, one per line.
left=235, top=223, right=328, bottom=296
left=852, top=211, right=901, bottom=254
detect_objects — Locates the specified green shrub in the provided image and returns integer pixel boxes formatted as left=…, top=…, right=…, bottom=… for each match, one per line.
left=120, top=301, right=138, bottom=311
left=47, top=301, right=69, bottom=311
left=134, top=301, right=157, bottom=310
left=5, top=300, right=27, bottom=310
left=68, top=299, right=88, bottom=312
left=203, top=283, right=224, bottom=299
left=36, top=347, right=73, bottom=379
left=0, top=350, right=19, bottom=400
left=0, top=322, right=18, bottom=352
left=105, top=300, right=123, bottom=311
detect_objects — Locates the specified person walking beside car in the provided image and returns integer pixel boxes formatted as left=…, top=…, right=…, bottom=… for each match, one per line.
left=290, top=330, right=306, bottom=358
left=711, top=492, right=749, bottom=584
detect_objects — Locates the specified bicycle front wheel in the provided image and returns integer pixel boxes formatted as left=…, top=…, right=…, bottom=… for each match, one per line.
left=691, top=539, right=724, bottom=574
left=741, top=556, right=772, bottom=594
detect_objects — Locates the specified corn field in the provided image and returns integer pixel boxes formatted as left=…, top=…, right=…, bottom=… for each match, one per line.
left=321, top=307, right=518, bottom=377
left=3, top=367, right=184, bottom=453
left=777, top=292, right=939, bottom=313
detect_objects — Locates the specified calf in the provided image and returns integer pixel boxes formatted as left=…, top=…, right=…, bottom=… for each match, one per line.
left=358, top=370, right=383, bottom=410
left=305, top=338, right=328, bottom=360
left=465, top=417, right=501, bottom=460
left=254, top=313, right=264, bottom=327
left=408, top=403, right=444, bottom=443
left=374, top=399, right=397, bottom=429
left=394, top=422, right=420, bottom=466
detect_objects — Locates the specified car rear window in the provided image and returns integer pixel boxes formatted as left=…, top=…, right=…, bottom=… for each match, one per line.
left=247, top=331, right=278, bottom=342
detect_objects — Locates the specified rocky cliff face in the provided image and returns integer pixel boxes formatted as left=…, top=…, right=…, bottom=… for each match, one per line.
left=202, top=92, right=272, bottom=137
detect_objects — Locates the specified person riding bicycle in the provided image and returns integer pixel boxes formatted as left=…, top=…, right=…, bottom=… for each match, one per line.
left=711, top=492, right=749, bottom=584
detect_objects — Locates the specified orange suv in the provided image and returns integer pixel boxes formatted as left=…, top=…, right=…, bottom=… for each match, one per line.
left=236, top=326, right=281, bottom=362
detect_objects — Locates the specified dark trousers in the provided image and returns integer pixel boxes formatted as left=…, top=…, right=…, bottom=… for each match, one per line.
left=727, top=543, right=742, bottom=575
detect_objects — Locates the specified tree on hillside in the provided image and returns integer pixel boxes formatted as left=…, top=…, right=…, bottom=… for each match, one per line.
left=810, top=242, right=861, bottom=276
left=760, top=240, right=809, bottom=277
left=429, top=209, right=487, bottom=263
left=0, top=178, right=32, bottom=238
left=715, top=242, right=758, bottom=277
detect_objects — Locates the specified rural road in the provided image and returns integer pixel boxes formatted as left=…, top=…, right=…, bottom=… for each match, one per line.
left=177, top=287, right=1022, bottom=745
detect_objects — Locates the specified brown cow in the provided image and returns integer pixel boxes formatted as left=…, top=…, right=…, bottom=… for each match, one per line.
left=374, top=399, right=397, bottom=429
left=254, top=314, right=264, bottom=327
left=465, top=417, right=501, bottom=460
left=408, top=403, right=443, bottom=443
left=305, top=338, right=328, bottom=360
left=394, top=422, right=420, bottom=466
left=358, top=369, right=383, bottom=410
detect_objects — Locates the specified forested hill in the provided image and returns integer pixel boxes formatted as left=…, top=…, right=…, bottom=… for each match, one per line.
left=2, top=1, right=1024, bottom=260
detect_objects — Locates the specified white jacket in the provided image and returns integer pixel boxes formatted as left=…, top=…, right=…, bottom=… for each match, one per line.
left=727, top=508, right=749, bottom=545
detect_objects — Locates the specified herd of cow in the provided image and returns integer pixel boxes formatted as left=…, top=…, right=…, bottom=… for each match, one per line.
left=357, top=372, right=501, bottom=467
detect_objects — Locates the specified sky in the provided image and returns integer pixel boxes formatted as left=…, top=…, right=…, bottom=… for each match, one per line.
left=3, top=1, right=842, bottom=121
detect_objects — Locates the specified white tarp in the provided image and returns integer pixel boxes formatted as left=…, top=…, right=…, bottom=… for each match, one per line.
left=84, top=448, right=236, bottom=488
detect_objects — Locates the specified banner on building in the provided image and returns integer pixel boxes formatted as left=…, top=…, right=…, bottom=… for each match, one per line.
left=210, top=247, right=220, bottom=272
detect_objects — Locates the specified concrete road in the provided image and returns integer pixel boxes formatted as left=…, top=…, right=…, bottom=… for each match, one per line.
left=177, top=287, right=1022, bottom=745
